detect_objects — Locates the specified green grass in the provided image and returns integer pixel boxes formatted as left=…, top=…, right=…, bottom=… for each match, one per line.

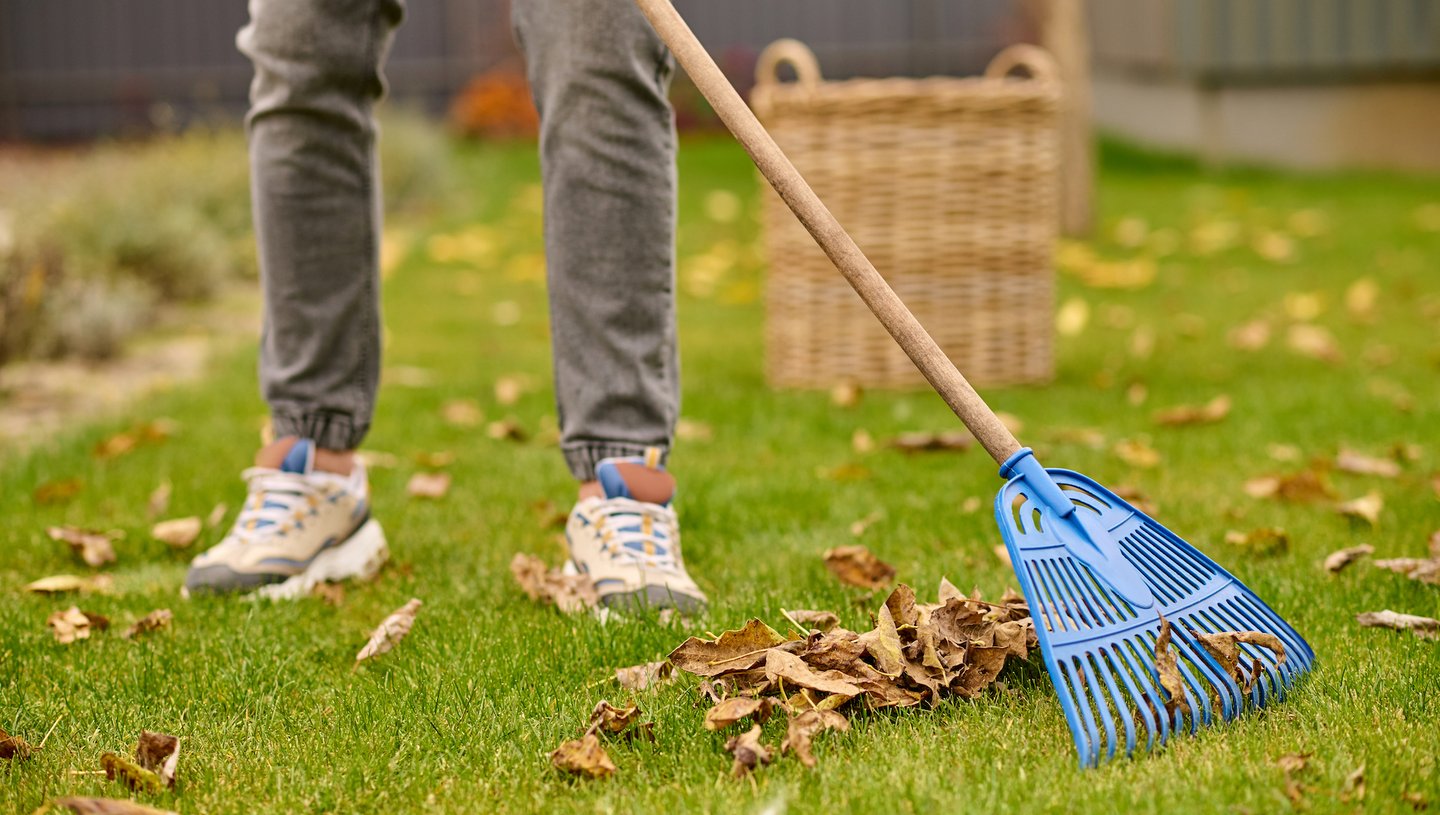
left=4, top=134, right=1440, bottom=814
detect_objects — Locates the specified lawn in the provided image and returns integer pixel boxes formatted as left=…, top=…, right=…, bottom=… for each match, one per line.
left=3, top=133, right=1439, bottom=814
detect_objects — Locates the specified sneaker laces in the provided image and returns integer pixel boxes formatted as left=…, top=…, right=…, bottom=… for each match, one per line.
left=230, top=467, right=324, bottom=544
left=594, top=496, right=682, bottom=572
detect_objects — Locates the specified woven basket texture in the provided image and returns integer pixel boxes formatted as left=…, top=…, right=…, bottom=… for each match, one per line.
left=752, top=40, right=1062, bottom=389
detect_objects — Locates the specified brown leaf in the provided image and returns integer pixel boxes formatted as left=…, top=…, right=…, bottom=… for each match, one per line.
left=1245, top=470, right=1335, bottom=502
left=406, top=472, right=451, bottom=499
left=146, top=482, right=171, bottom=519
left=34, top=477, right=84, bottom=505
left=354, top=598, right=422, bottom=664
left=958, top=645, right=1011, bottom=696
left=101, top=752, right=162, bottom=794
left=1341, top=764, right=1366, bottom=803
left=1401, top=790, right=1428, bottom=810
left=614, top=660, right=673, bottom=691
left=1373, top=557, right=1440, bottom=586
left=670, top=619, right=789, bottom=677
left=1275, top=752, right=1311, bottom=774
left=1191, top=629, right=1286, bottom=694
left=52, top=798, right=178, bottom=815
left=1337, top=491, right=1383, bottom=526
left=509, top=553, right=598, bottom=614
left=1154, top=615, right=1187, bottom=717
left=311, top=582, right=347, bottom=606
left=1224, top=528, right=1290, bottom=556
left=134, top=731, right=179, bottom=789
left=848, top=511, right=882, bottom=537
left=123, top=609, right=172, bottom=640
left=887, top=431, right=973, bottom=453
left=764, top=648, right=862, bottom=698
left=205, top=502, right=229, bottom=529
left=48, top=526, right=119, bottom=568
left=549, top=733, right=615, bottom=778
left=586, top=700, right=647, bottom=738
left=150, top=517, right=201, bottom=549
left=675, top=418, right=713, bottom=441
left=850, top=428, right=875, bottom=454
left=1336, top=448, right=1401, bottom=478
left=1153, top=395, right=1232, bottom=427
left=0, top=727, right=34, bottom=760
left=93, top=419, right=177, bottom=460
left=1113, top=439, right=1161, bottom=469
left=724, top=725, right=773, bottom=778
left=48, top=607, right=108, bottom=644
left=440, top=398, right=483, bottom=427
left=486, top=418, right=528, bottom=442
left=25, top=574, right=113, bottom=595
left=822, top=545, right=895, bottom=590
left=414, top=450, right=456, bottom=468
left=1323, top=544, right=1374, bottom=574
left=703, top=696, right=775, bottom=731
left=780, top=709, right=848, bottom=768
left=1355, top=610, right=1439, bottom=640
left=494, top=374, right=531, bottom=405
left=1287, top=323, right=1342, bottom=363
left=856, top=604, right=905, bottom=677
left=785, top=609, right=840, bottom=633
left=1228, top=319, right=1271, bottom=351
left=830, top=380, right=862, bottom=407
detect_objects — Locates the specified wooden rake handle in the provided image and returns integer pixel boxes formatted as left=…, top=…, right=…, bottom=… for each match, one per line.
left=636, top=0, right=1024, bottom=465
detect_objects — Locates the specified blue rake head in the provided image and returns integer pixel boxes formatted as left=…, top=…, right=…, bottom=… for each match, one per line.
left=993, top=448, right=1314, bottom=768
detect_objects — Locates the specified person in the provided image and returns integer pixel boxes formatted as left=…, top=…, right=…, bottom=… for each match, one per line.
left=183, top=0, right=707, bottom=614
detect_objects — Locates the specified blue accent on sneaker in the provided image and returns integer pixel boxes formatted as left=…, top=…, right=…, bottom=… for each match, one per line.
left=281, top=439, right=313, bottom=474
left=596, top=460, right=633, bottom=501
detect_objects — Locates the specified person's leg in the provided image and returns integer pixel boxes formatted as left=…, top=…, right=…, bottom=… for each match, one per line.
left=185, top=0, right=403, bottom=596
left=245, top=0, right=404, bottom=459
left=514, top=0, right=704, bottom=614
left=512, top=0, right=680, bottom=487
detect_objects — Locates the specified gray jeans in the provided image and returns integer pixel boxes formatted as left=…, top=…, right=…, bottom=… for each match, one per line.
left=241, top=0, right=679, bottom=481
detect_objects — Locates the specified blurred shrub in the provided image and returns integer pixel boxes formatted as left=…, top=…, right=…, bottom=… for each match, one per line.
left=447, top=68, right=539, bottom=139
left=0, top=109, right=450, bottom=365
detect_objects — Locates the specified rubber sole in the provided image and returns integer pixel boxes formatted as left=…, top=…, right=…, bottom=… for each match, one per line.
left=248, top=519, right=389, bottom=601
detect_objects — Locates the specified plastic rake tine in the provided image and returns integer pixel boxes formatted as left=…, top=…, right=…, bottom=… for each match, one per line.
left=635, top=0, right=1315, bottom=767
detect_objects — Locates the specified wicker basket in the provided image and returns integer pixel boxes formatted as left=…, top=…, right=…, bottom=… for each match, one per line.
left=752, top=41, right=1061, bottom=389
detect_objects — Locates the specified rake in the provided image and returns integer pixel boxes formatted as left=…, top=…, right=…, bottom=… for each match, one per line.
left=636, top=0, right=1315, bottom=767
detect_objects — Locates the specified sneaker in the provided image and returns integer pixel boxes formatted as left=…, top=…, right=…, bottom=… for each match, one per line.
left=184, top=438, right=388, bottom=599
left=566, top=449, right=707, bottom=615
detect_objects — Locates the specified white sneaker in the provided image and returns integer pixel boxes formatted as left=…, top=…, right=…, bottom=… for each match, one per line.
left=566, top=449, right=707, bottom=615
left=184, top=439, right=388, bottom=598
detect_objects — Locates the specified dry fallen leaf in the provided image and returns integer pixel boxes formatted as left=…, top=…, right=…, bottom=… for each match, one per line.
left=669, top=619, right=789, bottom=677
left=486, top=418, right=528, bottom=442
left=823, top=545, right=896, bottom=590
left=48, top=526, right=119, bottom=568
left=1336, top=448, right=1401, bottom=478
left=1154, top=616, right=1187, bottom=717
left=675, top=418, right=713, bottom=441
left=993, top=545, right=1012, bottom=567
left=205, top=502, right=228, bottom=529
left=101, top=751, right=163, bottom=794
left=510, top=553, right=599, bottom=614
left=1056, top=297, right=1090, bottom=336
left=1337, top=491, right=1383, bottom=526
left=1267, top=443, right=1302, bottom=462
left=1190, top=628, right=1286, bottom=694
left=48, top=607, right=108, bottom=644
left=34, top=477, right=84, bottom=505
left=781, top=709, right=849, bottom=768
left=1323, top=544, right=1374, bottom=574
left=134, top=731, right=179, bottom=789
left=549, top=733, right=615, bottom=779
left=1113, top=439, right=1161, bottom=469
left=1153, top=395, right=1231, bottom=427
left=1224, top=528, right=1290, bottom=556
left=830, top=381, right=862, bottom=407
left=151, top=517, right=202, bottom=549
left=1, top=727, right=34, bottom=760
left=440, top=398, right=483, bottom=427
left=1401, top=790, right=1429, bottom=810
left=587, top=700, right=646, bottom=737
left=311, top=582, right=347, bottom=606
left=1341, top=764, right=1366, bottom=803
left=146, top=482, right=171, bottom=519
left=1228, top=319, right=1271, bottom=351
left=406, top=472, right=451, bottom=499
left=51, top=798, right=178, bottom=815
left=704, top=697, right=775, bottom=731
left=725, top=725, right=773, bottom=778
left=1355, top=610, right=1439, bottom=640
left=1372, top=557, right=1440, bottom=586
left=614, top=661, right=673, bottom=691
left=1286, top=323, right=1342, bottom=364
left=850, top=428, right=875, bottom=454
left=123, top=609, right=173, bottom=640
left=1244, top=470, right=1335, bottom=503
left=1275, top=752, right=1311, bottom=774
left=494, top=374, right=530, bottom=405
left=784, top=609, right=840, bottom=633
left=355, top=598, right=422, bottom=665
left=24, top=574, right=113, bottom=595
left=414, top=450, right=456, bottom=468
left=887, top=431, right=973, bottom=453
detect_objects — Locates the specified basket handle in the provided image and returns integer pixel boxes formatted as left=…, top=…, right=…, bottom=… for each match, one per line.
left=983, top=44, right=1060, bottom=83
left=754, top=38, right=823, bottom=89
left=635, top=0, right=1024, bottom=465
